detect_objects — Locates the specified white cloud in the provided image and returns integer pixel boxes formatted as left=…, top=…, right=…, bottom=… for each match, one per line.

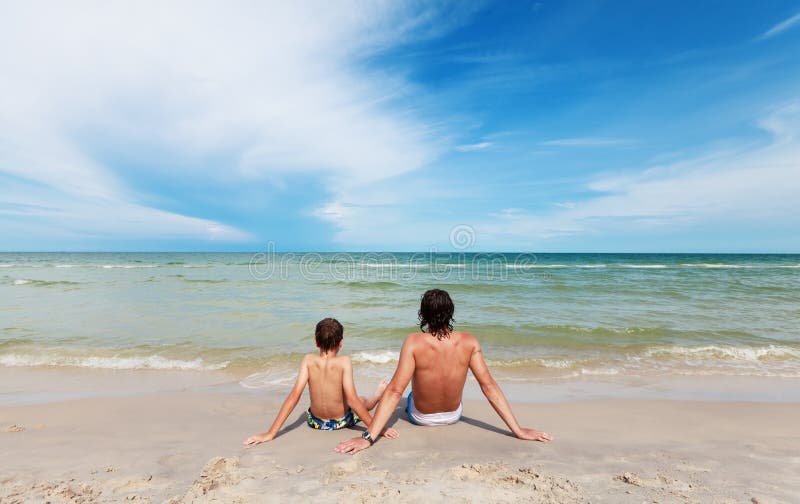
left=455, top=142, right=492, bottom=152
left=0, top=1, right=454, bottom=246
left=481, top=102, right=800, bottom=247
left=758, top=12, right=800, bottom=40
left=540, top=137, right=635, bottom=147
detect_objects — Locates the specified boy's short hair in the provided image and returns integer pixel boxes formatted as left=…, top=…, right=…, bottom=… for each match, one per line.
left=418, top=289, right=455, bottom=339
left=315, top=318, right=344, bottom=352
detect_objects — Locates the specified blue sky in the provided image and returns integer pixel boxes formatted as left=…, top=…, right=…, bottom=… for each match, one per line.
left=1, top=1, right=799, bottom=252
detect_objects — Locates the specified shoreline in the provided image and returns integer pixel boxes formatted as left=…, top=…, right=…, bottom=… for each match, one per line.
left=4, top=365, right=800, bottom=407
left=2, top=388, right=798, bottom=503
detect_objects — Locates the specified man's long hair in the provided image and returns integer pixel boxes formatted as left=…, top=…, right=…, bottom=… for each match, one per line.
left=418, top=289, right=455, bottom=340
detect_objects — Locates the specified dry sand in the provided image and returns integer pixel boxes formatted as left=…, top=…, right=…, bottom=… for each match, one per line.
left=1, top=385, right=799, bottom=503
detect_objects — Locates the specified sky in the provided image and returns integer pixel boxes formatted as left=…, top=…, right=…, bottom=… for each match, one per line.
left=1, top=1, right=799, bottom=252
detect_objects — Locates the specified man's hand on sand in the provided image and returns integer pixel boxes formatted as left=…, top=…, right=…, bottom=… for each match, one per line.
left=335, top=437, right=370, bottom=455
left=383, top=428, right=400, bottom=439
left=515, top=428, right=552, bottom=442
left=243, top=432, right=275, bottom=445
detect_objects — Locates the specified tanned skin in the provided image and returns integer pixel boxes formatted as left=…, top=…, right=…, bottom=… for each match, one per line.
left=334, top=331, right=552, bottom=455
left=244, top=340, right=398, bottom=445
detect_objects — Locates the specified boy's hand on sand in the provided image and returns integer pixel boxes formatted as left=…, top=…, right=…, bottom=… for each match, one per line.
left=335, top=437, right=370, bottom=455
left=243, top=432, right=275, bottom=446
left=382, top=427, right=399, bottom=439
left=516, top=428, right=552, bottom=442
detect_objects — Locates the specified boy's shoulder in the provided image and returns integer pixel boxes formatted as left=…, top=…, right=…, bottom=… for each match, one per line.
left=303, top=353, right=351, bottom=366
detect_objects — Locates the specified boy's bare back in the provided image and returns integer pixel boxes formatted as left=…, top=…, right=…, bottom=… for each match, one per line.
left=304, top=353, right=352, bottom=419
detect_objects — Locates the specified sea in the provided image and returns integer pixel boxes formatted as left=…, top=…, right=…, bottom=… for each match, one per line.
left=2, top=252, right=799, bottom=396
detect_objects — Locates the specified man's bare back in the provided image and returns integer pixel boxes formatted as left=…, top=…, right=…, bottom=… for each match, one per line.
left=405, top=331, right=475, bottom=414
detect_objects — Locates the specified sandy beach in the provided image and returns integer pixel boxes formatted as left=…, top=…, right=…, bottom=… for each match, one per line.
left=2, top=370, right=799, bottom=503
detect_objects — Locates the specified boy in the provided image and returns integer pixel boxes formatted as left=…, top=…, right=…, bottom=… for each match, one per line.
left=244, top=317, right=398, bottom=445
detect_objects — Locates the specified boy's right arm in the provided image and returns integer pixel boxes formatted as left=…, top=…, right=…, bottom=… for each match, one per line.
left=244, top=355, right=310, bottom=445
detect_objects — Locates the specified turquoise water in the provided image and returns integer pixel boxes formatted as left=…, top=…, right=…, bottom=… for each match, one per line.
left=1, top=252, right=799, bottom=386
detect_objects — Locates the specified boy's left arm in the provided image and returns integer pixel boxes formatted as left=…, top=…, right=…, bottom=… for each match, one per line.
left=341, top=357, right=373, bottom=427
left=341, top=357, right=399, bottom=439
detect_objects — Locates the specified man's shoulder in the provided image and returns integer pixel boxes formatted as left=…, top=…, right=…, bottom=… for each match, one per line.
left=451, top=331, right=480, bottom=350
left=405, top=331, right=478, bottom=346
left=404, top=332, right=429, bottom=345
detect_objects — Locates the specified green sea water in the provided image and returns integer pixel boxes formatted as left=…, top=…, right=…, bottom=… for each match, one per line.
left=1, top=252, right=799, bottom=388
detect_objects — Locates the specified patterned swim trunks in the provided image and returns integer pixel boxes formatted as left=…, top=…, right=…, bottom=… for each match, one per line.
left=305, top=407, right=361, bottom=430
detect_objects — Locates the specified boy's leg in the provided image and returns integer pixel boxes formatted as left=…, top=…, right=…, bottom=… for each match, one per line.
left=360, top=379, right=389, bottom=411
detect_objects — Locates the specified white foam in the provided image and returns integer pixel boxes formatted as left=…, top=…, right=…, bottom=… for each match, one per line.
left=13, top=279, right=31, bottom=285
left=238, top=371, right=296, bottom=389
left=539, top=359, right=576, bottom=368
left=485, top=357, right=580, bottom=369
left=505, top=264, right=608, bottom=269
left=680, top=263, right=750, bottom=268
left=100, top=264, right=158, bottom=269
left=580, top=367, right=620, bottom=375
left=619, top=264, right=667, bottom=269
left=644, top=344, right=800, bottom=361
left=351, top=350, right=399, bottom=364
left=506, top=264, right=568, bottom=269
left=0, top=353, right=228, bottom=370
left=0, top=264, right=14, bottom=268
left=55, top=264, right=78, bottom=268
left=358, top=263, right=424, bottom=269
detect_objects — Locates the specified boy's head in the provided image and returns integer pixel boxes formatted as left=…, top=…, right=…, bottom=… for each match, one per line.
left=418, top=289, right=454, bottom=339
left=315, top=317, right=344, bottom=352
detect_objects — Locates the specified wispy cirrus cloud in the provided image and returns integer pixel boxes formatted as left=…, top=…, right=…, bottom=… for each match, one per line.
left=758, top=12, right=800, bottom=40
left=480, top=102, right=800, bottom=249
left=455, top=142, right=492, bottom=152
left=0, top=1, right=463, bottom=249
left=540, top=137, right=636, bottom=147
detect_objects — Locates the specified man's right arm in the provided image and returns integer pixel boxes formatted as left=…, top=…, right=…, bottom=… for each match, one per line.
left=468, top=339, right=552, bottom=442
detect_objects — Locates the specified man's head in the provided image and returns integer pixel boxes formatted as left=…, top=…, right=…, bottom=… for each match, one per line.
left=418, top=289, right=455, bottom=339
left=315, top=317, right=344, bottom=352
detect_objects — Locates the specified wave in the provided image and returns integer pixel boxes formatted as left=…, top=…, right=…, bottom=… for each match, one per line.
left=0, top=353, right=228, bottom=370
left=183, top=278, right=228, bottom=284
left=506, top=264, right=608, bottom=269
left=352, top=350, right=399, bottom=364
left=644, top=344, right=800, bottom=362
left=619, top=264, right=668, bottom=269
left=0, top=264, right=15, bottom=268
left=328, top=280, right=404, bottom=289
left=12, top=279, right=80, bottom=287
left=680, top=263, right=751, bottom=268
left=357, top=263, right=426, bottom=269
left=239, top=370, right=297, bottom=388
left=100, top=264, right=158, bottom=269
left=506, top=264, right=568, bottom=269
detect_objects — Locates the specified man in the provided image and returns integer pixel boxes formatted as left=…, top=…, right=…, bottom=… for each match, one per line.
left=335, top=289, right=552, bottom=454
